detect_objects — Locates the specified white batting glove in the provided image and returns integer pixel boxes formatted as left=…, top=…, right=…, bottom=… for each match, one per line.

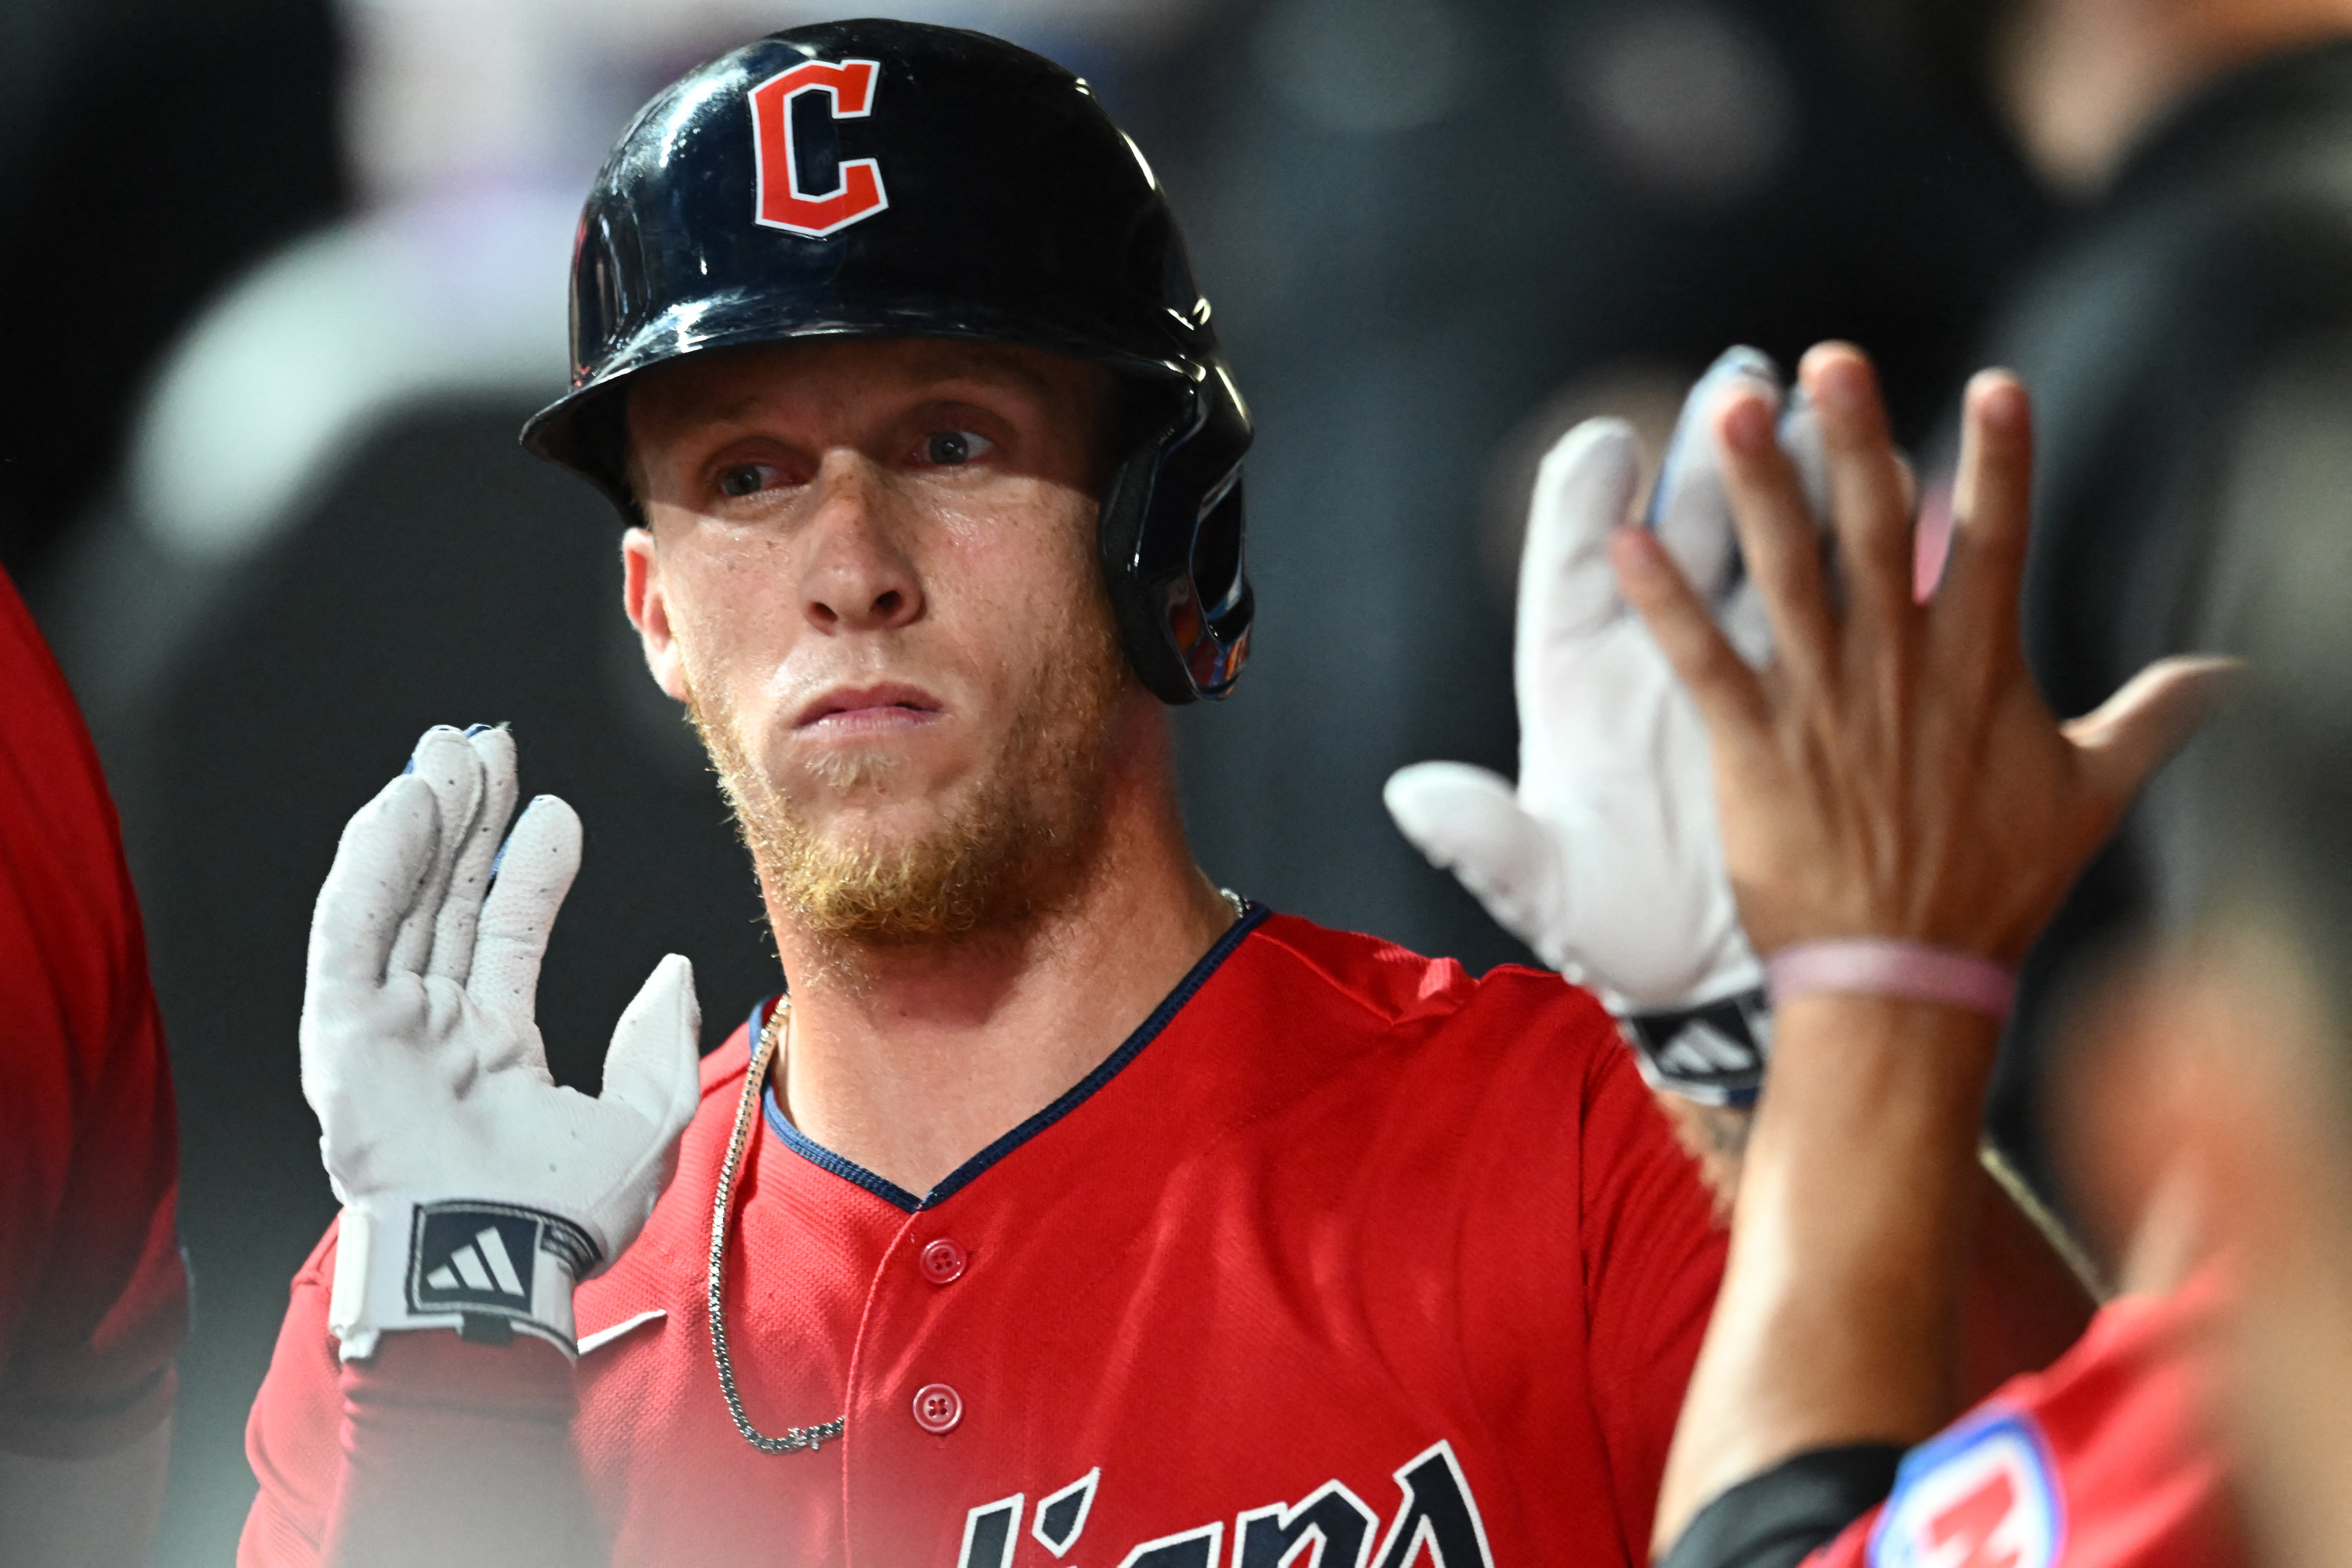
left=1386, top=348, right=1826, bottom=1104
left=305, top=725, right=701, bottom=1359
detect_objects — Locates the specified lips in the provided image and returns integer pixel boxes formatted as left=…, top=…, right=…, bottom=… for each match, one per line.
left=792, top=682, right=943, bottom=731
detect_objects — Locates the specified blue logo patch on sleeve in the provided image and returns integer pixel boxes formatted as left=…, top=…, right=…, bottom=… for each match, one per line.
left=1869, top=1407, right=2065, bottom=1568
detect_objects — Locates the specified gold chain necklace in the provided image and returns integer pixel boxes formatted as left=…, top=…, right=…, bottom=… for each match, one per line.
left=706, top=997, right=846, bottom=1453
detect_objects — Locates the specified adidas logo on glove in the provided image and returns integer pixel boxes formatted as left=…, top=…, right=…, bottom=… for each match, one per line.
left=1619, top=990, right=1774, bottom=1107
left=406, top=1202, right=597, bottom=1342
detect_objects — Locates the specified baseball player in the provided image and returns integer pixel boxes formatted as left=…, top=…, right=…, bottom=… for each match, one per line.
left=0, top=561, right=188, bottom=1563
left=242, top=23, right=2121, bottom=1568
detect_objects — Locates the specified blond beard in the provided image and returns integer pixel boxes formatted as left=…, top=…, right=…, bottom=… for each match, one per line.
left=685, top=619, right=1129, bottom=949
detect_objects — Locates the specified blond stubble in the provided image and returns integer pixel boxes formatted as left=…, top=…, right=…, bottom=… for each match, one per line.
left=684, top=612, right=1130, bottom=949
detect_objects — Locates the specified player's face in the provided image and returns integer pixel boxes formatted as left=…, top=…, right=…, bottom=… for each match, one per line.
left=621, top=338, right=1135, bottom=942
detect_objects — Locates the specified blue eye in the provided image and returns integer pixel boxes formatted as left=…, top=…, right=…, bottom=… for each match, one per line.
left=925, top=431, right=994, bottom=465
left=719, top=464, right=767, bottom=497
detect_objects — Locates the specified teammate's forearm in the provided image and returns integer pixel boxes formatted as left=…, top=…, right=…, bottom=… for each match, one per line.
left=1658, top=1082, right=2096, bottom=1394
left=323, top=1334, right=606, bottom=1568
left=1652, top=994, right=2000, bottom=1554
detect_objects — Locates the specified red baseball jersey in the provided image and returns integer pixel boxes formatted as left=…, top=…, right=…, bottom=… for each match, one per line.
left=0, top=565, right=187, bottom=1457
left=244, top=910, right=1728, bottom=1566
left=1806, top=1270, right=2239, bottom=1568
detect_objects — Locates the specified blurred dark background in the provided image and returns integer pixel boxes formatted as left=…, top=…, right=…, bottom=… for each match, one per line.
left=1, top=0, right=2049, bottom=1559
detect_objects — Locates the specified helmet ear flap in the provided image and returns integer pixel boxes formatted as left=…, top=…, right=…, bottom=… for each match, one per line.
left=1099, top=442, right=1197, bottom=705
left=1096, top=392, right=1251, bottom=705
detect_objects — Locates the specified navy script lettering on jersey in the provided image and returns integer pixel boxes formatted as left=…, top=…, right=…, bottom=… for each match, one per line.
left=955, top=1440, right=1496, bottom=1568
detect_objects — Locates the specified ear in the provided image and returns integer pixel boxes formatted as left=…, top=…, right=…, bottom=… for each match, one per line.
left=621, top=527, right=692, bottom=703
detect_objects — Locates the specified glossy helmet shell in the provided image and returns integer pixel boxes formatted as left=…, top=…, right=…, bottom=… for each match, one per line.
left=520, top=19, right=1254, bottom=703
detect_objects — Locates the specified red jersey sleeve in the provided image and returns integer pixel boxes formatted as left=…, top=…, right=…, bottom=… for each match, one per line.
left=0, top=564, right=187, bottom=1458
left=242, top=1221, right=606, bottom=1568
left=1575, top=1004, right=1732, bottom=1550
left=1800, top=1278, right=2242, bottom=1568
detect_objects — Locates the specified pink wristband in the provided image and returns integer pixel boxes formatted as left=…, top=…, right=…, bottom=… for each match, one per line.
left=1764, top=939, right=2017, bottom=1019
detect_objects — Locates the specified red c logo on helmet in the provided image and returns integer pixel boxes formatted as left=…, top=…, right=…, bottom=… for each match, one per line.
left=749, top=59, right=889, bottom=238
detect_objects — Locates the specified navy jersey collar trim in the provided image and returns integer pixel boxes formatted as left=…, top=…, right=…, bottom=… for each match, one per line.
left=754, top=902, right=1271, bottom=1214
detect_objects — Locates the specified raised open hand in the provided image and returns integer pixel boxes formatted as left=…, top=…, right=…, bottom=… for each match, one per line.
left=1612, top=345, right=2229, bottom=968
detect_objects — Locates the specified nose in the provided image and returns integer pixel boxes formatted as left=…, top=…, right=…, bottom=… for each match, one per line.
left=798, top=452, right=923, bottom=635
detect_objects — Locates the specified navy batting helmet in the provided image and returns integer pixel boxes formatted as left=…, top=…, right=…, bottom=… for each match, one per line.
left=520, top=19, right=1254, bottom=704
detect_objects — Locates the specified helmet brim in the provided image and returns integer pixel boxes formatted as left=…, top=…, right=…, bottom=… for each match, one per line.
left=520, top=288, right=1195, bottom=507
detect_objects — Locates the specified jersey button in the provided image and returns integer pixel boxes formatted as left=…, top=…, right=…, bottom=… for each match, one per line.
left=912, top=1383, right=963, bottom=1434
left=919, top=1237, right=968, bottom=1284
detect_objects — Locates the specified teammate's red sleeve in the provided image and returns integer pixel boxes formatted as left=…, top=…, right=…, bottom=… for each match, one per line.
left=1576, top=1021, right=1732, bottom=1552
left=242, top=1222, right=606, bottom=1568
left=1797, top=1279, right=2242, bottom=1568
left=0, top=564, right=187, bottom=1458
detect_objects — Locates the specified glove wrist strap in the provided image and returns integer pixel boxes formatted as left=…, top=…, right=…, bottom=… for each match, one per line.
left=1619, top=984, right=1772, bottom=1107
left=329, top=1194, right=600, bottom=1362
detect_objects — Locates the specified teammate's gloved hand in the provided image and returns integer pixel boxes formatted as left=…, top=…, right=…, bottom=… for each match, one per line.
left=1384, top=349, right=1825, bottom=1103
left=304, top=725, right=701, bottom=1360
